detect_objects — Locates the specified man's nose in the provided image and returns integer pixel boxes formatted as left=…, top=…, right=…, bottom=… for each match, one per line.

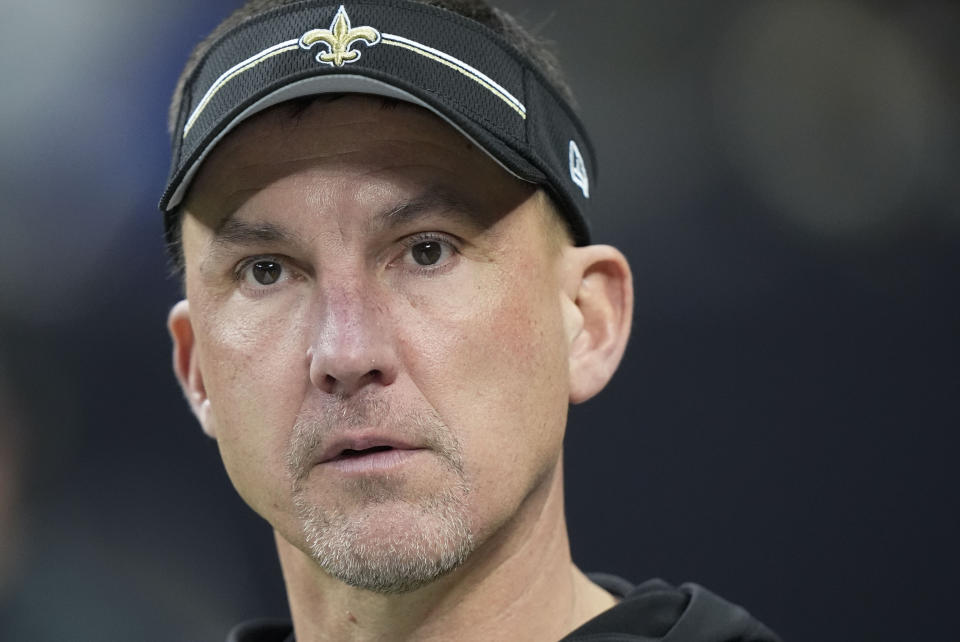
left=307, top=284, right=399, bottom=396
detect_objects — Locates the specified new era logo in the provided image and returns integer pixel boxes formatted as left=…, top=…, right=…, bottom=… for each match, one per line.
left=569, top=140, right=589, bottom=199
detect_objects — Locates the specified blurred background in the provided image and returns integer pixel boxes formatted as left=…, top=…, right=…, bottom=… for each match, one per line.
left=1, top=1, right=957, bottom=640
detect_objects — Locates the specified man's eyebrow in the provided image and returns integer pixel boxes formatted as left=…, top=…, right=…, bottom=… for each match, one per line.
left=211, top=218, right=298, bottom=247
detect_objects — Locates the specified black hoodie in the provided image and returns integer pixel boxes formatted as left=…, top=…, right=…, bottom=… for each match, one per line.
left=560, top=574, right=781, bottom=642
left=227, top=575, right=781, bottom=642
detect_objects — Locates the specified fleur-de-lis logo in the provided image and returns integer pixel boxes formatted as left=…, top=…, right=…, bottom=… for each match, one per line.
left=299, top=5, right=381, bottom=67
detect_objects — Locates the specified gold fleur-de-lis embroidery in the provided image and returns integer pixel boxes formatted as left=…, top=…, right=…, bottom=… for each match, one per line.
left=299, top=5, right=381, bottom=67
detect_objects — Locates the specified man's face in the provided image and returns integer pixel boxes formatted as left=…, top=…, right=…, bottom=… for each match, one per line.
left=176, top=96, right=575, bottom=592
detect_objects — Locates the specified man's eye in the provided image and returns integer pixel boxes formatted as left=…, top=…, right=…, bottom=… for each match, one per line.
left=242, top=260, right=284, bottom=286
left=403, top=238, right=456, bottom=270
left=411, top=241, right=444, bottom=266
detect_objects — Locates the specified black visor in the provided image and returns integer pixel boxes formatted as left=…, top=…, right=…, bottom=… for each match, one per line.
left=161, top=1, right=595, bottom=245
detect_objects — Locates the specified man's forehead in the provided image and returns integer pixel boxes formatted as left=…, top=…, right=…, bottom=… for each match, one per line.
left=180, top=96, right=546, bottom=255
left=203, top=186, right=500, bottom=240
left=183, top=95, right=506, bottom=222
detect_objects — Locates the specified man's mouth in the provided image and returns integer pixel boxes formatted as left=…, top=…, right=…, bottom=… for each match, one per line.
left=329, top=445, right=396, bottom=461
left=315, top=436, right=424, bottom=474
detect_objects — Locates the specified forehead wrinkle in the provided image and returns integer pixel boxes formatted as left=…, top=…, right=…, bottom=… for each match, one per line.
left=372, top=187, right=490, bottom=236
left=210, top=135, right=472, bottom=208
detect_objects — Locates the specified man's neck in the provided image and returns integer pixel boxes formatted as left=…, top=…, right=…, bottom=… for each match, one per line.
left=274, top=460, right=617, bottom=642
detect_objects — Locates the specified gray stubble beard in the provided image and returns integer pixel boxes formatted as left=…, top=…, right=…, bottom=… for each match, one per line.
left=286, top=397, right=475, bottom=594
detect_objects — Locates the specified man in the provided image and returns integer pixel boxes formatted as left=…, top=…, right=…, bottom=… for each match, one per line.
left=162, top=1, right=781, bottom=640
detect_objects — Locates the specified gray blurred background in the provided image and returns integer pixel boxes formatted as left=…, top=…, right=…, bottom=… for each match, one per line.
left=1, top=1, right=957, bottom=640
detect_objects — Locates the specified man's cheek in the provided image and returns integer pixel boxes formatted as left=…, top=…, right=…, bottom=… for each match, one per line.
left=206, top=366, right=299, bottom=521
left=198, top=313, right=304, bottom=475
left=425, top=280, right=560, bottom=416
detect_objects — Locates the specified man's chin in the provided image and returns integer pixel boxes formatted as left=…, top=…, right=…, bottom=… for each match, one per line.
left=292, top=487, right=475, bottom=594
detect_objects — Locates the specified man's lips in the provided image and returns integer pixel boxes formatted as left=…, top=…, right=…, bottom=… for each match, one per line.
left=315, top=434, right=422, bottom=466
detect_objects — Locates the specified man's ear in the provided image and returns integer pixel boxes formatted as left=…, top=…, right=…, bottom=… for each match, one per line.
left=168, top=300, right=216, bottom=438
left=561, top=245, right=634, bottom=404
